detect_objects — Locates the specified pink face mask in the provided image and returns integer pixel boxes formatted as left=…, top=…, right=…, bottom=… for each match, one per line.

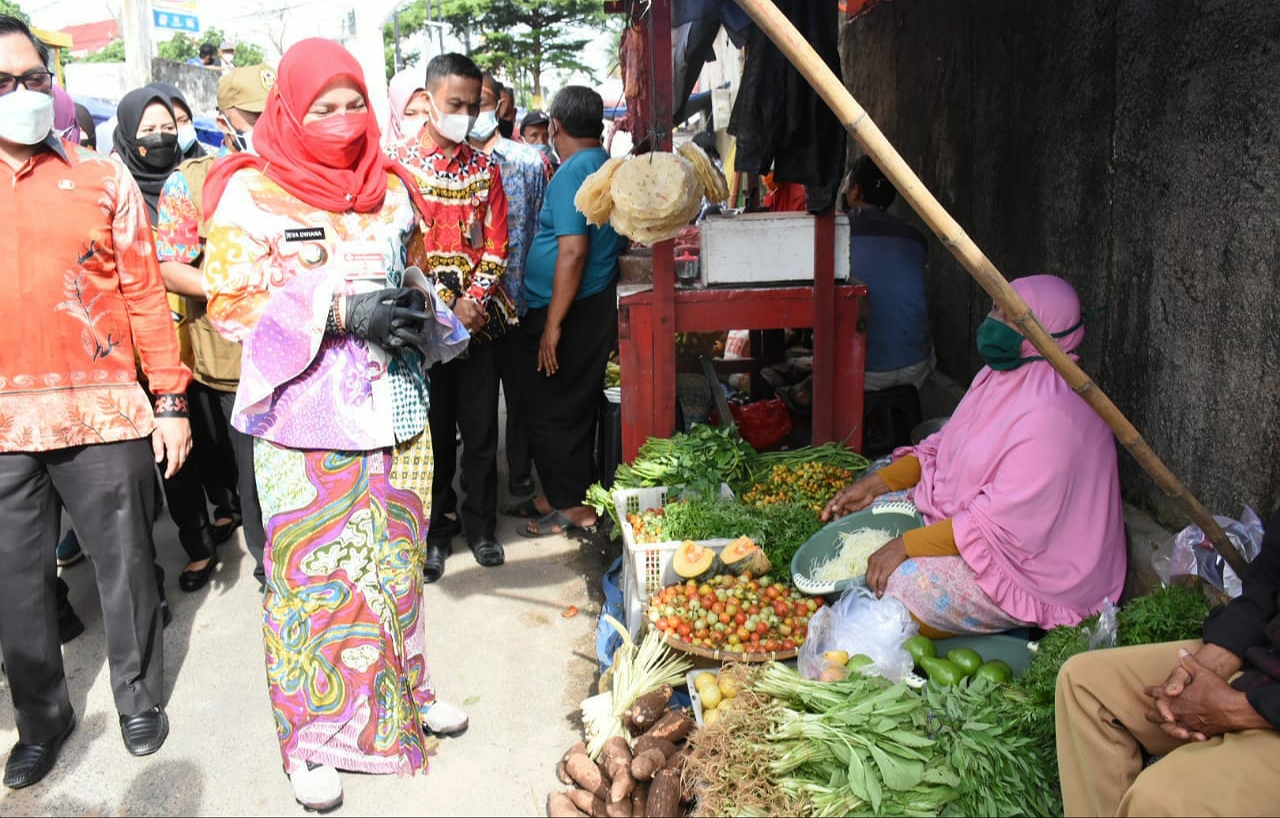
left=303, top=112, right=368, bottom=168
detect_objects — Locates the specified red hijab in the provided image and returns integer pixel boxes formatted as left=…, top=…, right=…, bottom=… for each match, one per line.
left=204, top=38, right=425, bottom=217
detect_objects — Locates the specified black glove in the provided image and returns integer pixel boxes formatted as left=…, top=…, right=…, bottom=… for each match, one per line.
left=343, top=287, right=428, bottom=350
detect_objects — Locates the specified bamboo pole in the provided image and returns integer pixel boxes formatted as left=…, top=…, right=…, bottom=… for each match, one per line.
left=729, top=0, right=1249, bottom=577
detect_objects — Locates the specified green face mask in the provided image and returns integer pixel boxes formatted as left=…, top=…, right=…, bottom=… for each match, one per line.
left=976, top=316, right=1083, bottom=371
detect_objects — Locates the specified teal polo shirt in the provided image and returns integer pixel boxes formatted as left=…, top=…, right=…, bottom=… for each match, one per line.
left=524, top=147, right=628, bottom=309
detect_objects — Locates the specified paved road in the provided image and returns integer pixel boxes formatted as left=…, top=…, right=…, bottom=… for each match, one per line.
left=0, top=481, right=611, bottom=816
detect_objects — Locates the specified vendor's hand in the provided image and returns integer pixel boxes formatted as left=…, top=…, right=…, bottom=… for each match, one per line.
left=152, top=417, right=192, bottom=479
left=452, top=296, right=486, bottom=333
left=1143, top=643, right=1244, bottom=727
left=1143, top=649, right=1270, bottom=740
left=865, top=536, right=908, bottom=598
left=538, top=324, right=562, bottom=376
left=821, top=474, right=888, bottom=521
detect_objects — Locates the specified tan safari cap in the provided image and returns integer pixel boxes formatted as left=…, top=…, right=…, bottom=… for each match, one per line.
left=217, top=64, right=276, bottom=113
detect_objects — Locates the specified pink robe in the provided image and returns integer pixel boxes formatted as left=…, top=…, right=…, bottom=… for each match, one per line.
left=900, top=275, right=1127, bottom=628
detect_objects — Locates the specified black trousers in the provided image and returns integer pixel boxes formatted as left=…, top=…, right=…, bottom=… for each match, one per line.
left=520, top=284, right=617, bottom=510
left=220, top=390, right=266, bottom=585
left=188, top=381, right=239, bottom=521
left=427, top=338, right=500, bottom=546
left=495, top=330, right=532, bottom=483
left=0, top=439, right=164, bottom=742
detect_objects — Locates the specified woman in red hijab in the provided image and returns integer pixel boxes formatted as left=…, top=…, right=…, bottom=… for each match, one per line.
left=202, top=39, right=469, bottom=811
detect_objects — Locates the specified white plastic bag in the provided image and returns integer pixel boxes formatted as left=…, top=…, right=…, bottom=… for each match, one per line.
left=798, top=586, right=917, bottom=682
left=1151, top=507, right=1263, bottom=598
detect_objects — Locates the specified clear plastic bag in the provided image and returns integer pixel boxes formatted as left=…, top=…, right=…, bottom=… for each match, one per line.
left=1087, top=598, right=1118, bottom=650
left=1151, top=507, right=1263, bottom=598
left=797, top=586, right=917, bottom=682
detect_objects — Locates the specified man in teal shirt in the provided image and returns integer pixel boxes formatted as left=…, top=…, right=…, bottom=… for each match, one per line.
left=512, top=86, right=627, bottom=537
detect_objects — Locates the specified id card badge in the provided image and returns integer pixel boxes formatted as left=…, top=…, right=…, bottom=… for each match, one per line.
left=468, top=218, right=484, bottom=250
left=336, top=241, right=387, bottom=282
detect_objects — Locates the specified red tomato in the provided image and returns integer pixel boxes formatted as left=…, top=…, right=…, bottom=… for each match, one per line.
left=782, top=638, right=796, bottom=651
left=747, top=604, right=760, bottom=615
left=794, top=602, right=808, bottom=617
left=677, top=622, right=692, bottom=637
left=755, top=621, right=769, bottom=635
left=773, top=602, right=789, bottom=618
left=734, top=612, right=748, bottom=625
left=719, top=612, right=731, bottom=624
left=765, top=586, right=779, bottom=600
left=764, top=638, right=780, bottom=652
left=748, top=580, right=761, bottom=592
left=711, top=602, right=726, bottom=614
left=736, top=626, right=750, bottom=641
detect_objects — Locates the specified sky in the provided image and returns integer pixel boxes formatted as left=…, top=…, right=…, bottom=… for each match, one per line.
left=30, top=0, right=619, bottom=98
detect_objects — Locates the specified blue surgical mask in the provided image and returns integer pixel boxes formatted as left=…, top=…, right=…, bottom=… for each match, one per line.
left=977, top=316, right=1083, bottom=371
left=177, top=124, right=198, bottom=152
left=469, top=110, right=499, bottom=140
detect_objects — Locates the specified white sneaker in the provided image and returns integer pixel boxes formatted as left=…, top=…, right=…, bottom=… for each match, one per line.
left=423, top=699, right=469, bottom=736
left=290, top=763, right=342, bottom=812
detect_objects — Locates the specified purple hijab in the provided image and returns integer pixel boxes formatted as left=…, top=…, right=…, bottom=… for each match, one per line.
left=53, top=86, right=81, bottom=144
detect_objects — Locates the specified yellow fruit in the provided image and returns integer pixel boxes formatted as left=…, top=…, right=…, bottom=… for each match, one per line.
left=717, top=676, right=740, bottom=700
left=693, top=671, right=718, bottom=691
left=699, top=683, right=723, bottom=709
left=823, top=650, right=850, bottom=666
left=716, top=698, right=734, bottom=713
left=818, top=663, right=850, bottom=682
left=703, top=707, right=722, bottom=726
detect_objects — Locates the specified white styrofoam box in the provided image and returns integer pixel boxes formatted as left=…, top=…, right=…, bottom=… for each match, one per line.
left=699, top=211, right=851, bottom=285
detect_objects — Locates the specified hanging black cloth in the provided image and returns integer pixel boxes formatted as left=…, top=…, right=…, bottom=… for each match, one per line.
left=727, top=0, right=846, bottom=212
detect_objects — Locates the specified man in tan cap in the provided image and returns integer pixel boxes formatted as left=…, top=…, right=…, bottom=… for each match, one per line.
left=214, top=63, right=275, bottom=155
left=151, top=64, right=277, bottom=593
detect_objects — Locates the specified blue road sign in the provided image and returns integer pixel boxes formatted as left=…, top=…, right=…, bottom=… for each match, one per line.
left=153, top=10, right=200, bottom=32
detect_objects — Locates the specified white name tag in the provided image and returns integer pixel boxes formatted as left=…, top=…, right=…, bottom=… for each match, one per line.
left=336, top=241, right=386, bottom=281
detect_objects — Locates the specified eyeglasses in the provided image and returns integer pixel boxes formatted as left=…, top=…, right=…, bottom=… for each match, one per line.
left=0, top=70, right=54, bottom=96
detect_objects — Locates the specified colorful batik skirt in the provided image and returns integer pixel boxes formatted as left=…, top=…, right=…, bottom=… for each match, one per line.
left=254, top=431, right=436, bottom=775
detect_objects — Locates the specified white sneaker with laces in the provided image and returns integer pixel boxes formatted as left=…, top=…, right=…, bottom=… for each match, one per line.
left=289, top=763, right=342, bottom=812
left=423, top=699, right=469, bottom=736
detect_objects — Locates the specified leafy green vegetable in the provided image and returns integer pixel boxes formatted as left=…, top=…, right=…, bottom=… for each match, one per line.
left=656, top=497, right=825, bottom=580
left=1117, top=584, right=1211, bottom=647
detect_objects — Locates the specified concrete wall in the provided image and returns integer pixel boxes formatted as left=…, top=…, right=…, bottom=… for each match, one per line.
left=65, top=59, right=219, bottom=117
left=841, top=0, right=1280, bottom=524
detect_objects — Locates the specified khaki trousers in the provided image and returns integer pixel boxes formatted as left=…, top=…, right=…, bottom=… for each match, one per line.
left=1056, top=640, right=1280, bottom=816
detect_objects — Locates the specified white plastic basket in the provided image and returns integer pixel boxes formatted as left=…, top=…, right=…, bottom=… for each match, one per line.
left=613, top=485, right=735, bottom=638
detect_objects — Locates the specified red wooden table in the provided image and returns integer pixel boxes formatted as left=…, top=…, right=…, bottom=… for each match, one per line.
left=617, top=279, right=869, bottom=461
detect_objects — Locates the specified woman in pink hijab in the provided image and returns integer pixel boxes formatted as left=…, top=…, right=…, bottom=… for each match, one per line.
left=823, top=274, right=1127, bottom=635
left=52, top=86, right=81, bottom=144
left=385, top=66, right=429, bottom=145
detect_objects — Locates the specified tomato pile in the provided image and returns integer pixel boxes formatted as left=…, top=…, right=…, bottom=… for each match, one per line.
left=741, top=462, right=853, bottom=514
left=626, top=508, right=667, bottom=544
left=646, top=573, right=825, bottom=654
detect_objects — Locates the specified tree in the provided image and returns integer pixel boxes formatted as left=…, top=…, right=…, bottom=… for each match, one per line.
left=156, top=33, right=198, bottom=63
left=472, top=0, right=605, bottom=101
left=81, top=40, right=126, bottom=63
left=384, top=0, right=609, bottom=99
left=0, top=1, right=29, bottom=24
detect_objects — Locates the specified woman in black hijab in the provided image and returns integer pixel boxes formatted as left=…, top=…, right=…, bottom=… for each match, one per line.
left=112, top=88, right=182, bottom=227
left=113, top=86, right=228, bottom=595
left=146, top=81, right=206, bottom=160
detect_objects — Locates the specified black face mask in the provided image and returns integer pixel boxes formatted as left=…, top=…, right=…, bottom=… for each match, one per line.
left=497, top=117, right=515, bottom=140
left=136, top=132, right=179, bottom=169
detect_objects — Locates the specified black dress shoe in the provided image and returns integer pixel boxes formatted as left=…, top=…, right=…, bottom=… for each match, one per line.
left=178, top=553, right=220, bottom=593
left=424, top=542, right=451, bottom=584
left=508, top=475, right=536, bottom=497
left=119, top=705, right=168, bottom=757
left=4, top=712, right=75, bottom=789
left=469, top=538, right=505, bottom=567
